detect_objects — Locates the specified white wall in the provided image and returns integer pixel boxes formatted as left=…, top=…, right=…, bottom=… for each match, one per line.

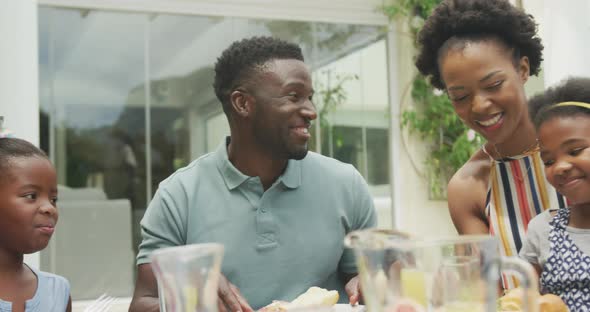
left=0, top=0, right=39, bottom=145
left=390, top=20, right=457, bottom=238
left=524, top=0, right=590, bottom=86
left=0, top=0, right=40, bottom=269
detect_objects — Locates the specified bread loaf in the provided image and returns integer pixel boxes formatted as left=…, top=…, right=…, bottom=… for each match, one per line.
left=259, top=287, right=339, bottom=311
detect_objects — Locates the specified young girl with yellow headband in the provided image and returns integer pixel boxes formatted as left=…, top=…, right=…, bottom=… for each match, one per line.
left=520, top=77, right=590, bottom=309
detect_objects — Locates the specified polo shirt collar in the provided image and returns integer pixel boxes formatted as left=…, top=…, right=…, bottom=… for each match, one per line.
left=216, top=138, right=249, bottom=190
left=279, top=158, right=301, bottom=189
left=215, top=137, right=302, bottom=190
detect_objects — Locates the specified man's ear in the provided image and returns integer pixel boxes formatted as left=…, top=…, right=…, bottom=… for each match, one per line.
left=519, top=56, right=530, bottom=83
left=230, top=90, right=253, bottom=118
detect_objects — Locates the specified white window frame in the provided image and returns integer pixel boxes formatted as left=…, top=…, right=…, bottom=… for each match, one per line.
left=38, top=0, right=388, bottom=26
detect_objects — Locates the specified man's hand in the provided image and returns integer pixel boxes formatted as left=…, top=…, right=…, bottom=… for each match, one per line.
left=344, top=275, right=362, bottom=305
left=218, top=274, right=254, bottom=312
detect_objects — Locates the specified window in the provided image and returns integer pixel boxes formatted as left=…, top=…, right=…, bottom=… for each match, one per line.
left=39, top=6, right=390, bottom=300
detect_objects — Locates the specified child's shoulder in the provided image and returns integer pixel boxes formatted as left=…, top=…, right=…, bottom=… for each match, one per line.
left=28, top=268, right=71, bottom=309
left=35, top=269, right=70, bottom=294
left=527, top=209, right=556, bottom=232
left=37, top=270, right=69, bottom=282
left=535, top=208, right=557, bottom=220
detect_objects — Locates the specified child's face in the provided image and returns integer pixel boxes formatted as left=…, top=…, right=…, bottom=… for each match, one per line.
left=539, top=116, right=590, bottom=205
left=0, top=156, right=58, bottom=254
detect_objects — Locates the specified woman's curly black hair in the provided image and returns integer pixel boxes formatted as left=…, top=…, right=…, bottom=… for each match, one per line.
left=415, top=0, right=544, bottom=90
left=529, top=77, right=590, bottom=129
left=213, top=36, right=303, bottom=116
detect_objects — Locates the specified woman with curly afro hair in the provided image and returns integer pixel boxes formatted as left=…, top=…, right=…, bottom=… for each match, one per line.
left=416, top=0, right=566, bottom=289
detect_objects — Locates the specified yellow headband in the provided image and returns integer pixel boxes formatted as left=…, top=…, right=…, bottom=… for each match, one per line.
left=552, top=101, right=590, bottom=110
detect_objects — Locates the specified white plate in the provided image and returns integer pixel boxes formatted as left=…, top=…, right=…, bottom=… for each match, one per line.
left=333, top=304, right=365, bottom=312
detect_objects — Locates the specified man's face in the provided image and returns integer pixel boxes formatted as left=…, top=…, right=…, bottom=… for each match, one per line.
left=248, top=59, right=317, bottom=160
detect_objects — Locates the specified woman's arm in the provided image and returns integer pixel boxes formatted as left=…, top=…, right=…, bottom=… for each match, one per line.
left=447, top=156, right=491, bottom=234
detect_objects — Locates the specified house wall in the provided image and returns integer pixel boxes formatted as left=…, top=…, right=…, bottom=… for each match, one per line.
left=0, top=0, right=41, bottom=269
left=390, top=20, right=456, bottom=237
left=523, top=0, right=590, bottom=87
left=0, top=0, right=39, bottom=145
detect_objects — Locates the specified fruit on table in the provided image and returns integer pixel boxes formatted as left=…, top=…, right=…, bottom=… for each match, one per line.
left=386, top=298, right=426, bottom=312
left=538, top=294, right=568, bottom=312
left=498, top=288, right=568, bottom=312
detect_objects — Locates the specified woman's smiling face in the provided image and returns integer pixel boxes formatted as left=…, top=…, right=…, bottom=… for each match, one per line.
left=439, top=39, right=530, bottom=146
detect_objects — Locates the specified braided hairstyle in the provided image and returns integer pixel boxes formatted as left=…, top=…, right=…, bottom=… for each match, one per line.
left=529, top=77, right=590, bottom=129
left=213, top=36, right=304, bottom=117
left=0, top=138, right=49, bottom=185
left=415, top=0, right=543, bottom=90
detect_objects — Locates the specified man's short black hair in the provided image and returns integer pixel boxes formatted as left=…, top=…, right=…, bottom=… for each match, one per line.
left=0, top=138, right=49, bottom=184
left=415, top=0, right=544, bottom=90
left=213, top=36, right=304, bottom=116
left=529, top=77, right=590, bottom=129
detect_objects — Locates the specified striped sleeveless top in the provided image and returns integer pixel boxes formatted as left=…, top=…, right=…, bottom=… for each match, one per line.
left=484, top=147, right=566, bottom=289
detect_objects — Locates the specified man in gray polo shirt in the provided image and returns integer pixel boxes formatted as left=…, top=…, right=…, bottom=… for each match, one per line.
left=129, top=36, right=376, bottom=312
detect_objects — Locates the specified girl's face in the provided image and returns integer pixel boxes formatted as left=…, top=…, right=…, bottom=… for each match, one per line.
left=539, top=115, right=590, bottom=205
left=0, top=156, right=58, bottom=255
left=439, top=40, right=530, bottom=145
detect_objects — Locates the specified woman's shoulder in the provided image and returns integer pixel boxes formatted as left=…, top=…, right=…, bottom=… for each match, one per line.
left=447, top=149, right=492, bottom=224
left=449, top=149, right=491, bottom=189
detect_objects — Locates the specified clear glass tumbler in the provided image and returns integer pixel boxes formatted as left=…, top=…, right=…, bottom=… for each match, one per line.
left=150, top=243, right=224, bottom=312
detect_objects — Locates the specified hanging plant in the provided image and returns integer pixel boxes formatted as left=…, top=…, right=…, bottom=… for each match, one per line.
left=381, top=0, right=483, bottom=199
left=310, top=70, right=358, bottom=154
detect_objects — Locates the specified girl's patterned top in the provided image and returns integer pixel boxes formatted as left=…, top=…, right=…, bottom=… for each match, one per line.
left=484, top=147, right=566, bottom=289
left=541, top=208, right=590, bottom=311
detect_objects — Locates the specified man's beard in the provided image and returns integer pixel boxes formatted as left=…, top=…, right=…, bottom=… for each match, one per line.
left=274, top=139, right=308, bottom=160
left=254, top=125, right=309, bottom=160
left=287, top=144, right=309, bottom=160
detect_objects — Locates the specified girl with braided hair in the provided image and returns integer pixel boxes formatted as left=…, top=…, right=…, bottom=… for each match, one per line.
left=0, top=136, right=71, bottom=311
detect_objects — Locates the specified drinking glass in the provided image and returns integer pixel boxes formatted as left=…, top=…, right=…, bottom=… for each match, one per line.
left=150, top=243, right=224, bottom=312
left=345, top=230, right=538, bottom=312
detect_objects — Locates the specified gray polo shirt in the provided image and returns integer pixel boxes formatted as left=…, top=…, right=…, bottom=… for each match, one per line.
left=137, top=139, right=377, bottom=309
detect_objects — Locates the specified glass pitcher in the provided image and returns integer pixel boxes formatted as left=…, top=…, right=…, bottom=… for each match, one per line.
left=344, top=230, right=539, bottom=312
left=150, top=243, right=224, bottom=312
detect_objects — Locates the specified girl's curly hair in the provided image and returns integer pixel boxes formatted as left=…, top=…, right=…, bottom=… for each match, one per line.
left=415, top=0, right=543, bottom=90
